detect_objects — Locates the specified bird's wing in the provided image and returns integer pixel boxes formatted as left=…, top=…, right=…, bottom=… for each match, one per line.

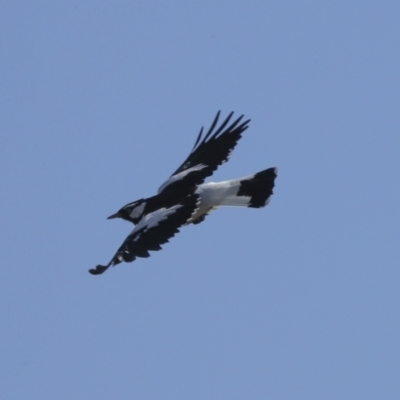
left=89, top=194, right=199, bottom=275
left=157, top=111, right=250, bottom=194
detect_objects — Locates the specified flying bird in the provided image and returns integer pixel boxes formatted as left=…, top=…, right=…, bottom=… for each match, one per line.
left=90, top=111, right=277, bottom=275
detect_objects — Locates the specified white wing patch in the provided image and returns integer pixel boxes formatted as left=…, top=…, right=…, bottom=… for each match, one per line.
left=158, top=164, right=207, bottom=193
left=132, top=204, right=184, bottom=241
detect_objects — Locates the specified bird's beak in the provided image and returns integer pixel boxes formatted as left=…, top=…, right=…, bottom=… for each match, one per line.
left=107, top=212, right=122, bottom=220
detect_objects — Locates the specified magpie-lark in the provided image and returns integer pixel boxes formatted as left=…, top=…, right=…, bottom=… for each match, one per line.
left=90, top=111, right=277, bottom=275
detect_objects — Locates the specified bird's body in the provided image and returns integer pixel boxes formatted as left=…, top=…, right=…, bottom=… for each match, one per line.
left=90, top=111, right=277, bottom=275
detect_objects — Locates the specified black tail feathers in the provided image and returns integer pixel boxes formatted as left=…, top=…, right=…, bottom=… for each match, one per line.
left=237, top=167, right=278, bottom=208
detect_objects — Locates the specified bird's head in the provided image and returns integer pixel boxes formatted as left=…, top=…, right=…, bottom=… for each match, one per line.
left=107, top=199, right=146, bottom=224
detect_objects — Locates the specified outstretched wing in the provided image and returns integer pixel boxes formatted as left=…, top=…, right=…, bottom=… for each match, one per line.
left=89, top=194, right=199, bottom=275
left=158, top=111, right=250, bottom=194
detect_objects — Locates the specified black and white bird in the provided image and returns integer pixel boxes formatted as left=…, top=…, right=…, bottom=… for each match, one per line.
left=90, top=111, right=277, bottom=275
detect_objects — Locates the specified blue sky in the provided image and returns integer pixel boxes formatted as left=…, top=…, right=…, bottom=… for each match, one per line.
left=1, top=2, right=399, bottom=399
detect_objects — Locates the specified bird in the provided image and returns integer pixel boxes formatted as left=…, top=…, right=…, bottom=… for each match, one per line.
left=90, top=111, right=277, bottom=275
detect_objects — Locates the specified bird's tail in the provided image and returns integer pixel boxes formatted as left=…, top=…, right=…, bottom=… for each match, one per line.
left=198, top=167, right=278, bottom=209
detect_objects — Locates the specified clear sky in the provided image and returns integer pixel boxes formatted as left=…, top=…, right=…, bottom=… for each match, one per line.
left=1, top=2, right=399, bottom=399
